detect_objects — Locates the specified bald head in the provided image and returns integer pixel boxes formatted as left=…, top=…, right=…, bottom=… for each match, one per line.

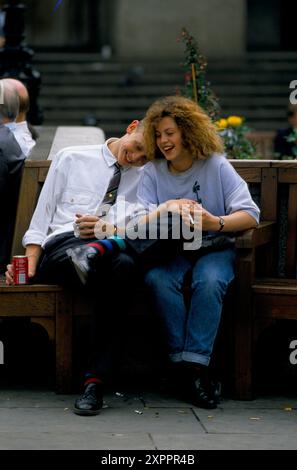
left=2, top=78, right=30, bottom=122
left=0, top=79, right=20, bottom=124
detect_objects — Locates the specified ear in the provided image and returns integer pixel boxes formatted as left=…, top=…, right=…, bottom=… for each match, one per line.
left=126, top=120, right=140, bottom=134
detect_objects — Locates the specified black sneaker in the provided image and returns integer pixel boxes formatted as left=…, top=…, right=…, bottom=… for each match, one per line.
left=73, top=383, right=103, bottom=416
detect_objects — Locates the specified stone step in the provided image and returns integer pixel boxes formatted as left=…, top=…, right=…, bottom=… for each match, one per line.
left=39, top=84, right=291, bottom=97
left=39, top=95, right=289, bottom=108
left=42, top=117, right=284, bottom=135
left=32, top=53, right=295, bottom=133
left=36, top=61, right=297, bottom=73
left=41, top=74, right=182, bottom=85
left=43, top=107, right=286, bottom=122
left=40, top=66, right=294, bottom=78
left=40, top=85, right=191, bottom=96
left=34, top=50, right=297, bottom=63
left=41, top=73, right=294, bottom=87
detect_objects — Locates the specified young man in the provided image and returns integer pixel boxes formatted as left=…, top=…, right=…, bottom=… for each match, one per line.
left=6, top=120, right=147, bottom=416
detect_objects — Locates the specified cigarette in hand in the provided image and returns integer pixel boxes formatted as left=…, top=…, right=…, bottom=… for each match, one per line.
left=188, top=214, right=194, bottom=225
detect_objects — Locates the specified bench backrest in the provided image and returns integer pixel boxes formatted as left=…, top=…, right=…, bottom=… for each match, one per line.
left=233, top=160, right=297, bottom=278
left=10, top=159, right=297, bottom=280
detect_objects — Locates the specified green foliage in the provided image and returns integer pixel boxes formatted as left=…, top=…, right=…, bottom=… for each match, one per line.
left=179, top=27, right=220, bottom=121
left=216, top=117, right=257, bottom=159
left=285, top=128, right=297, bottom=158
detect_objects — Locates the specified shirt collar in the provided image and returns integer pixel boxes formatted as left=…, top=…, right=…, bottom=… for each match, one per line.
left=102, top=137, right=129, bottom=173
left=102, top=138, right=119, bottom=168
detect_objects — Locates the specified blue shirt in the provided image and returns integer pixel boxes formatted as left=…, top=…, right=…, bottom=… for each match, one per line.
left=137, top=154, right=260, bottom=226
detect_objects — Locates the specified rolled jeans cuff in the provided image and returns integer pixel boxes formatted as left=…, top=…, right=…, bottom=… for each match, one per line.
left=170, top=351, right=210, bottom=367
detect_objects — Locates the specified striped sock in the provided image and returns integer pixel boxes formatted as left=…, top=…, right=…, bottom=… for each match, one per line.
left=86, top=236, right=126, bottom=258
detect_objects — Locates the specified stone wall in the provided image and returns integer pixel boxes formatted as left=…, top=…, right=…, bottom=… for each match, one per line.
left=113, top=0, right=246, bottom=59
left=1, top=0, right=246, bottom=58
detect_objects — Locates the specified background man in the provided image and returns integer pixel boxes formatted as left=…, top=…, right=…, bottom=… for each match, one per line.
left=2, top=78, right=36, bottom=157
left=274, top=103, right=297, bottom=159
left=0, top=79, right=25, bottom=272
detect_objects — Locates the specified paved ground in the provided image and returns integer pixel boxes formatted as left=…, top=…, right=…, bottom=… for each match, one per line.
left=0, top=388, right=296, bottom=450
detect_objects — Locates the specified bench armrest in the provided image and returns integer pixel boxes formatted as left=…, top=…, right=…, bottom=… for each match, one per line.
left=235, top=221, right=275, bottom=249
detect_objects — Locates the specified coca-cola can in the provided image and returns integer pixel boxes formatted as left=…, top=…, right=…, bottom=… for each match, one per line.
left=13, top=256, right=29, bottom=285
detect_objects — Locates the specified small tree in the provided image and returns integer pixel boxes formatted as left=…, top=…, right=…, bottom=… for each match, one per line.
left=179, top=28, right=257, bottom=158
left=179, top=27, right=220, bottom=121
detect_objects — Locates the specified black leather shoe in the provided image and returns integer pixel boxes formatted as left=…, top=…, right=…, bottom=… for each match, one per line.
left=73, top=383, right=103, bottom=416
left=187, top=376, right=217, bottom=409
left=67, top=245, right=98, bottom=285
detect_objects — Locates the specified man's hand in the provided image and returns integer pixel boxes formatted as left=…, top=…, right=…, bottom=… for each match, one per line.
left=5, top=264, right=14, bottom=285
left=94, top=218, right=116, bottom=239
left=75, top=213, right=100, bottom=239
left=5, top=255, right=38, bottom=285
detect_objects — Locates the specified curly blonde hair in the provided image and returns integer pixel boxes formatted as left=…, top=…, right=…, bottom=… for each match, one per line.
left=143, top=95, right=224, bottom=160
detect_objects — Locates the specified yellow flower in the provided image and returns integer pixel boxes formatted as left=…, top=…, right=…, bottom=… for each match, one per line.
left=215, top=118, right=228, bottom=129
left=227, top=116, right=243, bottom=126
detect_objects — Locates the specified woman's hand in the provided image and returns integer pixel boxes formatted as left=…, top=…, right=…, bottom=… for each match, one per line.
left=181, top=203, right=203, bottom=229
left=199, top=207, right=218, bottom=231
left=165, top=198, right=199, bottom=215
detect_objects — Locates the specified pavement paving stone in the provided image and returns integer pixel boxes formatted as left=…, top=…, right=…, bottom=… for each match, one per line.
left=152, top=433, right=297, bottom=450
left=0, top=389, right=296, bottom=450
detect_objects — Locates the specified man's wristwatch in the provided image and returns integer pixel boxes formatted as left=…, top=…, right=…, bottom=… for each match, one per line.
left=218, top=216, right=225, bottom=232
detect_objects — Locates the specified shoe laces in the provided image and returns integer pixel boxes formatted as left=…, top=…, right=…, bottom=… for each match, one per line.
left=82, top=383, right=99, bottom=399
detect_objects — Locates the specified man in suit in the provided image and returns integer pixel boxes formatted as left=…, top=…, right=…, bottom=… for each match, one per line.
left=0, top=79, right=26, bottom=272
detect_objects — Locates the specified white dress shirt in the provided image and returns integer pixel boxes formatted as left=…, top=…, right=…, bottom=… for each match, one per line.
left=5, top=121, right=36, bottom=157
left=23, top=139, right=144, bottom=248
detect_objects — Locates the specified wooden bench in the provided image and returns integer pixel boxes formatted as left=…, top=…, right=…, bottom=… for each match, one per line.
left=3, top=150, right=293, bottom=397
left=232, top=160, right=297, bottom=399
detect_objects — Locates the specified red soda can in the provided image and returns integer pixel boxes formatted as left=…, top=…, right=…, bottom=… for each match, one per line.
left=13, top=256, right=29, bottom=285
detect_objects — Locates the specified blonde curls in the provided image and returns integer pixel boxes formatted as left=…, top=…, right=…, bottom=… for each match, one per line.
left=143, top=96, right=224, bottom=161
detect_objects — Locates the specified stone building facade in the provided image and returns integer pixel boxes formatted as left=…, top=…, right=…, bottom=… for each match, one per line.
left=0, top=0, right=296, bottom=58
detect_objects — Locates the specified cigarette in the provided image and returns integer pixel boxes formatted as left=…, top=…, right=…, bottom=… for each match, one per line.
left=188, top=214, right=194, bottom=225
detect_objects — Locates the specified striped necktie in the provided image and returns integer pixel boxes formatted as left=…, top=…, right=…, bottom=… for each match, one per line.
left=102, top=162, right=121, bottom=206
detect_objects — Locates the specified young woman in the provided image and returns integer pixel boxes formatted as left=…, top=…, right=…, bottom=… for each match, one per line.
left=138, top=96, right=260, bottom=409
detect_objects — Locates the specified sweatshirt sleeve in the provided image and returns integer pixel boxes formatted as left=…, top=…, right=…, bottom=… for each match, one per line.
left=220, top=158, right=260, bottom=224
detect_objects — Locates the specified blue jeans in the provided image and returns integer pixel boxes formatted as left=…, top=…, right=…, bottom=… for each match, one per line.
left=145, top=248, right=236, bottom=366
